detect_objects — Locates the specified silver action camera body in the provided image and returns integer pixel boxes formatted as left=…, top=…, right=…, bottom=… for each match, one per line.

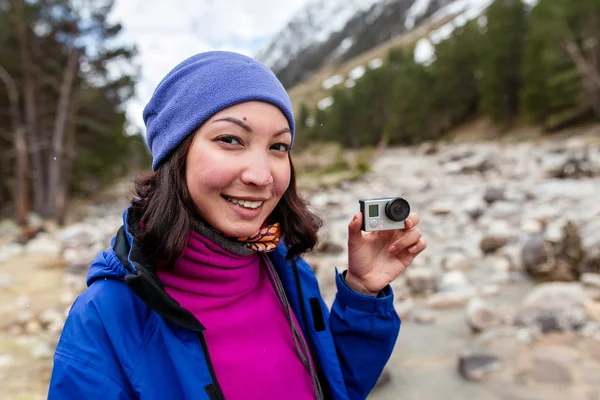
left=360, top=197, right=411, bottom=232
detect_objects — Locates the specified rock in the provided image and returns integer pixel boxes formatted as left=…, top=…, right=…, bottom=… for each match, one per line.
left=412, top=308, right=436, bottom=324
left=31, top=342, right=54, bottom=359
left=526, top=355, right=573, bottom=385
left=466, top=298, right=502, bottom=332
left=521, top=219, right=544, bottom=234
left=539, top=147, right=599, bottom=179
left=25, top=234, right=61, bottom=257
left=583, top=301, right=600, bottom=322
left=16, top=310, right=34, bottom=324
left=521, top=233, right=547, bottom=260
left=316, top=241, right=344, bottom=255
left=0, top=354, right=14, bottom=368
left=516, top=282, right=592, bottom=333
left=452, top=153, right=495, bottom=174
left=426, top=288, right=476, bottom=309
left=481, top=284, right=501, bottom=297
left=522, top=221, right=584, bottom=282
left=0, top=242, right=25, bottom=263
left=395, top=299, right=414, bottom=320
left=442, top=253, right=473, bottom=271
left=59, top=223, right=99, bottom=247
left=462, top=196, right=486, bottom=220
left=61, top=291, right=76, bottom=305
left=24, top=319, right=42, bottom=335
left=581, top=273, right=600, bottom=290
left=480, top=234, right=508, bottom=253
left=458, top=352, right=501, bottom=381
left=439, top=271, right=470, bottom=292
left=488, top=202, right=522, bottom=219
left=431, top=201, right=453, bottom=215
left=483, top=186, right=505, bottom=204
left=418, top=142, right=438, bottom=155
left=579, top=321, right=600, bottom=339
left=39, top=308, right=65, bottom=328
left=7, top=324, right=24, bottom=336
left=405, top=267, right=438, bottom=295
left=582, top=243, right=600, bottom=274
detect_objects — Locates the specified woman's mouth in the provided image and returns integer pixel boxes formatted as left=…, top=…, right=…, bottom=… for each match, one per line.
left=222, top=195, right=265, bottom=209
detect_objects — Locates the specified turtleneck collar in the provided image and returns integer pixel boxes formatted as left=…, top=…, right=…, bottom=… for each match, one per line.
left=157, top=229, right=261, bottom=300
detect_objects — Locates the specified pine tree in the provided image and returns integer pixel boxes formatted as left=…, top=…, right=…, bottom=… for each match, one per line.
left=479, top=0, right=528, bottom=126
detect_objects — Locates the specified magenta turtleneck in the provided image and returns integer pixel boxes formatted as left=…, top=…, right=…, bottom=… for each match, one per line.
left=156, top=230, right=316, bottom=400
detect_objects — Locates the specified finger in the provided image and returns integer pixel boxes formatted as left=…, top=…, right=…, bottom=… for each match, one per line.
left=388, top=228, right=421, bottom=254
left=404, top=212, right=420, bottom=230
left=348, top=212, right=363, bottom=240
left=407, top=237, right=427, bottom=254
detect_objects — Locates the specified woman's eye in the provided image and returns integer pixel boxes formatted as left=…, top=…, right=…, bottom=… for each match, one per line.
left=271, top=143, right=290, bottom=152
left=217, top=136, right=242, bottom=146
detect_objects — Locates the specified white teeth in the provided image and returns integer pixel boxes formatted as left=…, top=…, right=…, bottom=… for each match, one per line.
left=224, top=196, right=263, bottom=209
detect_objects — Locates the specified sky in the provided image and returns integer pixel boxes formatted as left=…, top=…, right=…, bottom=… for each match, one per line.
left=108, top=0, right=311, bottom=134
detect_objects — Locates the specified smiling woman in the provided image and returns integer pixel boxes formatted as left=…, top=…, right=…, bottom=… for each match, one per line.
left=47, top=51, right=425, bottom=400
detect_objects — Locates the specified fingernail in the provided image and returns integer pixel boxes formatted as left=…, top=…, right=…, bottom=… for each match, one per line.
left=406, top=219, right=412, bottom=229
left=353, top=212, right=359, bottom=221
left=388, top=245, right=397, bottom=254
left=408, top=245, right=418, bottom=253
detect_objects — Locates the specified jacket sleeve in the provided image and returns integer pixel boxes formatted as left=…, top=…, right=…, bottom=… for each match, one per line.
left=48, top=352, right=133, bottom=400
left=47, top=288, right=135, bottom=400
left=329, top=270, right=401, bottom=400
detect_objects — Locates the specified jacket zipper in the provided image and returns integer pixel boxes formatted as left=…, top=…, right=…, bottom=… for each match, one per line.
left=291, top=259, right=332, bottom=400
left=197, top=332, right=225, bottom=400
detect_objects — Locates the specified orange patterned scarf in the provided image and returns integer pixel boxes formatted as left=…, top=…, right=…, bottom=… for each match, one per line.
left=232, top=222, right=281, bottom=252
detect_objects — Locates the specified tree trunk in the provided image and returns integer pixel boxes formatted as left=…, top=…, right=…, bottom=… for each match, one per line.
left=563, top=40, right=600, bottom=118
left=56, top=103, right=77, bottom=226
left=47, top=47, right=78, bottom=219
left=0, top=65, right=29, bottom=226
left=13, top=0, right=44, bottom=217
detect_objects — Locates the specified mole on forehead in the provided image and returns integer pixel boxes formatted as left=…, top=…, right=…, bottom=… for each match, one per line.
left=243, top=116, right=247, bottom=120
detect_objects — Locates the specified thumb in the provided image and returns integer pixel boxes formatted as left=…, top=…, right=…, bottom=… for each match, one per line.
left=348, top=212, right=363, bottom=241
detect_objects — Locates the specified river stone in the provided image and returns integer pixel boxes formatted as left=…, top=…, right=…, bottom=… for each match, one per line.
left=483, top=186, right=505, bottom=204
left=480, top=234, right=508, bottom=253
left=412, top=308, right=436, bottom=324
left=439, top=271, right=470, bottom=292
left=458, top=352, right=501, bottom=381
left=405, top=267, right=438, bottom=295
left=581, top=273, right=600, bottom=290
left=516, top=282, right=591, bottom=333
left=527, top=355, right=573, bottom=385
left=466, top=298, right=502, bottom=332
left=426, top=288, right=476, bottom=309
left=442, top=253, right=473, bottom=271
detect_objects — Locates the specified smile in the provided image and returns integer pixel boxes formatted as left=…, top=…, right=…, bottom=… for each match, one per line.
left=223, top=195, right=265, bottom=209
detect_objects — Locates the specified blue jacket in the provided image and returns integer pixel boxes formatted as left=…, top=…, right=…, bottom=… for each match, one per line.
left=48, top=209, right=401, bottom=399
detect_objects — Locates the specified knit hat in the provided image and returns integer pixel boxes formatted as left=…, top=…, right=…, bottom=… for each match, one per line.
left=143, top=51, right=295, bottom=170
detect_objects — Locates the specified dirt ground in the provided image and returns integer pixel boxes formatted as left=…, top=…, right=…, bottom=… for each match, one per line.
left=0, top=253, right=71, bottom=400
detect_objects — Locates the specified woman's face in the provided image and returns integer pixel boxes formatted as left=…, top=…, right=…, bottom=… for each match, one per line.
left=186, top=101, right=292, bottom=238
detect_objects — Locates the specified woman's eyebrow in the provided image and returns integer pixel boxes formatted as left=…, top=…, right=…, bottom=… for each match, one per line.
left=211, top=117, right=291, bottom=137
left=211, top=117, right=251, bottom=132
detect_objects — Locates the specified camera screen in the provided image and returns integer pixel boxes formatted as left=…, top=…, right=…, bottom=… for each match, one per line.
left=369, top=204, right=379, bottom=217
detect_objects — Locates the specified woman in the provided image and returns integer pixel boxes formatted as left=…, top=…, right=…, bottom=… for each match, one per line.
left=48, top=51, right=426, bottom=400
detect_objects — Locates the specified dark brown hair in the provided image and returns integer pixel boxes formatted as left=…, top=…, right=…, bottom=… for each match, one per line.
left=129, top=134, right=323, bottom=266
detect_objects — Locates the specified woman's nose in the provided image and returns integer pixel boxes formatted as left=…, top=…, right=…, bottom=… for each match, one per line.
left=240, top=154, right=273, bottom=187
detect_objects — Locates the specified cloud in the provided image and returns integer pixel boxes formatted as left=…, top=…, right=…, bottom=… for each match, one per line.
left=108, top=0, right=308, bottom=134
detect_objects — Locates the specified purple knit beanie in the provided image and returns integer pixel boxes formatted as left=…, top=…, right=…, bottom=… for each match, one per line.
left=143, top=51, right=295, bottom=170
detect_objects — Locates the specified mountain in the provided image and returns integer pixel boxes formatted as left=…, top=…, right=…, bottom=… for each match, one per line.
left=255, top=0, right=480, bottom=88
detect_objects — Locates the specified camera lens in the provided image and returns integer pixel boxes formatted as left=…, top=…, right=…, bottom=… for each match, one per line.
left=385, top=197, right=410, bottom=222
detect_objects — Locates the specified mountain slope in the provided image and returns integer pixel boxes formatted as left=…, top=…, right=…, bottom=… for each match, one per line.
left=255, top=0, right=457, bottom=88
